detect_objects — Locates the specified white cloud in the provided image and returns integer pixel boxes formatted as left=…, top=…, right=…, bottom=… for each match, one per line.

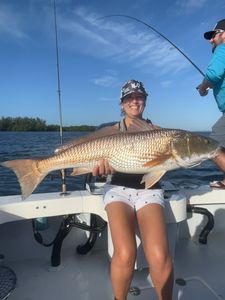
left=0, top=4, right=28, bottom=40
left=58, top=7, right=190, bottom=75
left=176, top=0, right=207, bottom=8
left=161, top=80, right=172, bottom=88
left=167, top=0, right=209, bottom=16
left=92, top=75, right=118, bottom=87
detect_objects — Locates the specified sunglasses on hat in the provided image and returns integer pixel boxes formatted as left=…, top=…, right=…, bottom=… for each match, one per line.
left=211, top=29, right=224, bottom=39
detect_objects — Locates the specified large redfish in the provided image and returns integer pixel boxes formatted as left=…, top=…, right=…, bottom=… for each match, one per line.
left=0, top=127, right=219, bottom=199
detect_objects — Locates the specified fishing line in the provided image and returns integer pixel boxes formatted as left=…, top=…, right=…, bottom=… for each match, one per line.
left=98, top=14, right=205, bottom=77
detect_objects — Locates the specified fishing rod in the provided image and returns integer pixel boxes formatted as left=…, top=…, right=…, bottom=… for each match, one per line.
left=32, top=0, right=68, bottom=234
left=53, top=0, right=63, bottom=145
left=98, top=14, right=205, bottom=77
left=53, top=0, right=69, bottom=196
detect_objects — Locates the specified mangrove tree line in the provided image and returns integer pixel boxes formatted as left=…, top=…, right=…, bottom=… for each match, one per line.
left=0, top=117, right=96, bottom=132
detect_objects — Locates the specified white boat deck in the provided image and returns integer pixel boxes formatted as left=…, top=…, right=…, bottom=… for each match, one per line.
left=174, top=233, right=225, bottom=299
left=1, top=186, right=225, bottom=300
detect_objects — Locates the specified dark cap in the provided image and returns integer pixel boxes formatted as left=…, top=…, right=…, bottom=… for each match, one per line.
left=204, top=19, right=225, bottom=40
left=120, top=80, right=148, bottom=101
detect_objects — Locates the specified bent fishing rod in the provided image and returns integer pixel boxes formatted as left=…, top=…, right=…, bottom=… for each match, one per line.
left=98, top=14, right=205, bottom=77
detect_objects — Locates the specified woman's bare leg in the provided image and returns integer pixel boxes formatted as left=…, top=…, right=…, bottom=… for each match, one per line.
left=106, top=202, right=137, bottom=300
left=137, top=204, right=174, bottom=300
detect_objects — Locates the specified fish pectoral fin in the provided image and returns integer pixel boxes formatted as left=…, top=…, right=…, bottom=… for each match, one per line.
left=70, top=167, right=91, bottom=176
left=143, top=154, right=171, bottom=167
left=141, top=171, right=166, bottom=189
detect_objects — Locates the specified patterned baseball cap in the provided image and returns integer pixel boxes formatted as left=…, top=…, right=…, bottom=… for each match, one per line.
left=120, top=80, right=148, bottom=101
left=204, top=19, right=225, bottom=40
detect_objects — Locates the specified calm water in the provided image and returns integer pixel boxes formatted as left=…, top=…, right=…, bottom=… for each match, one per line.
left=0, top=131, right=88, bottom=196
left=0, top=131, right=223, bottom=197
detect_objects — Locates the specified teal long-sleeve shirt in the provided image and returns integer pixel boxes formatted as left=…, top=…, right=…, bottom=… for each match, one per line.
left=205, top=43, right=225, bottom=112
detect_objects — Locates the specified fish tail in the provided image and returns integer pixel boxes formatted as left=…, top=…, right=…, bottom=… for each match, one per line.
left=1, top=159, right=46, bottom=200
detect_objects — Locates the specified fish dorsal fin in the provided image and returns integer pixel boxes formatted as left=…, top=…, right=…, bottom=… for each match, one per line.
left=143, top=154, right=172, bottom=167
left=128, top=118, right=160, bottom=132
left=141, top=171, right=166, bottom=189
left=55, top=125, right=120, bottom=154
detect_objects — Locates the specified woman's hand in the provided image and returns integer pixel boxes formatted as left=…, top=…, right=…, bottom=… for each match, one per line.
left=92, top=159, right=115, bottom=176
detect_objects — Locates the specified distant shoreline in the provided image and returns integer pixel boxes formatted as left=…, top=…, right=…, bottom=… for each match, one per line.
left=0, top=129, right=95, bottom=132
left=0, top=117, right=210, bottom=133
left=0, top=116, right=96, bottom=132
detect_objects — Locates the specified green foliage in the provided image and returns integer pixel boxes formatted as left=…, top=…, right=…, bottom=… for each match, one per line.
left=0, top=117, right=46, bottom=131
left=0, top=117, right=96, bottom=132
left=63, top=125, right=96, bottom=132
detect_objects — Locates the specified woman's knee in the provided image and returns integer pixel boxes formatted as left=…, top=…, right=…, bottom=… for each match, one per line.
left=113, top=245, right=137, bottom=267
left=147, top=249, right=172, bottom=271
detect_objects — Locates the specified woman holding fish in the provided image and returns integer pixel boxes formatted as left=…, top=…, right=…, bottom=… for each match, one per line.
left=1, top=80, right=218, bottom=299
left=92, top=80, right=174, bottom=300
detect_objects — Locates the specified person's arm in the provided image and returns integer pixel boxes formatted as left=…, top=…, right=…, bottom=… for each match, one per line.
left=197, top=44, right=225, bottom=96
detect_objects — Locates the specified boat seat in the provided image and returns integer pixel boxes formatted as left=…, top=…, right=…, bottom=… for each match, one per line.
left=0, top=266, right=17, bottom=300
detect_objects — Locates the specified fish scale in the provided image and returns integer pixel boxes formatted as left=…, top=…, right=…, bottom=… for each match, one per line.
left=0, top=128, right=219, bottom=199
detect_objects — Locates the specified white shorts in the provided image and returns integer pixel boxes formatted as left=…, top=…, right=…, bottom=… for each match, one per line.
left=103, top=184, right=164, bottom=211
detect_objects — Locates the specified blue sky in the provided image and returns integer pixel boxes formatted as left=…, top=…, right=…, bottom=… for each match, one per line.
left=1, top=0, right=225, bottom=131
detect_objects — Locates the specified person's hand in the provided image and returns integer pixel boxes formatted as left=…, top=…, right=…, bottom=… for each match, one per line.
left=92, top=159, right=114, bottom=176
left=196, top=84, right=209, bottom=96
